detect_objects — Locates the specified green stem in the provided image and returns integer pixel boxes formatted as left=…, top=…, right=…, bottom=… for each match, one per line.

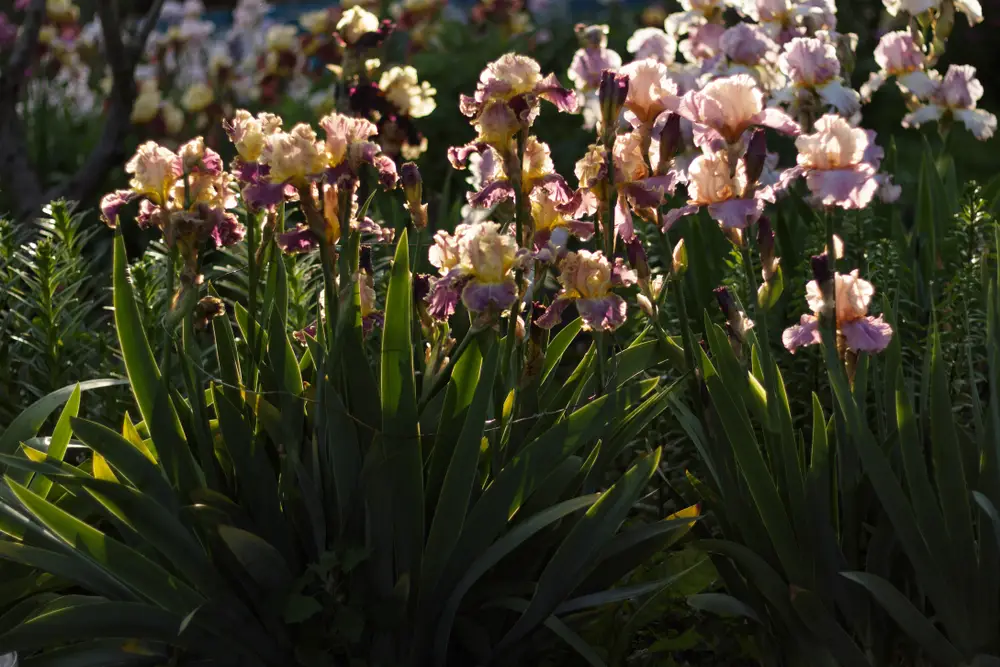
left=660, top=226, right=700, bottom=404
left=245, top=208, right=258, bottom=392
left=594, top=332, right=608, bottom=394
left=419, top=327, right=476, bottom=411
left=160, top=244, right=178, bottom=374
left=824, top=208, right=838, bottom=339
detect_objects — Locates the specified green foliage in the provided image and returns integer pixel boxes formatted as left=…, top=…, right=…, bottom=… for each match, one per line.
left=0, top=203, right=124, bottom=427
left=0, top=224, right=698, bottom=666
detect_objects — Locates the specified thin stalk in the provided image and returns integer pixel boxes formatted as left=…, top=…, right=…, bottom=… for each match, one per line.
left=740, top=238, right=779, bottom=409
left=160, top=244, right=178, bottom=373
left=824, top=208, right=838, bottom=340
left=245, top=208, right=259, bottom=393
left=660, top=225, right=700, bottom=405
left=594, top=332, right=608, bottom=393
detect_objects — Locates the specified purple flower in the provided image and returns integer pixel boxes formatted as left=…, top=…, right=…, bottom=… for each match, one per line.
left=677, top=74, right=800, bottom=147
left=536, top=250, right=635, bottom=332
left=720, top=23, right=776, bottom=66
left=778, top=114, right=889, bottom=210
left=782, top=268, right=893, bottom=354
left=664, top=148, right=774, bottom=231
left=100, top=190, right=136, bottom=228
left=902, top=64, right=997, bottom=140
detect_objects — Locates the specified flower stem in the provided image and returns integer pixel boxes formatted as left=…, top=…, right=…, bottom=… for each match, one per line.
left=419, top=326, right=476, bottom=411
left=594, top=331, right=608, bottom=394
left=660, top=226, right=699, bottom=404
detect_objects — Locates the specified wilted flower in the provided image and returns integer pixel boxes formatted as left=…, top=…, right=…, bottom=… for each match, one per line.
left=536, top=249, right=636, bottom=331
left=779, top=114, right=888, bottom=209
left=715, top=285, right=756, bottom=344
left=902, top=65, right=997, bottom=141
left=677, top=74, right=800, bottom=147
left=783, top=269, right=893, bottom=353
left=426, top=222, right=524, bottom=318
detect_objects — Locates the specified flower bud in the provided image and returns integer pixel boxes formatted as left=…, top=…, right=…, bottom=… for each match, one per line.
left=599, top=71, right=629, bottom=131
left=671, top=238, right=688, bottom=276
left=626, top=238, right=650, bottom=282
left=400, top=161, right=428, bottom=229
left=811, top=253, right=833, bottom=288
left=714, top=286, right=734, bottom=320
left=400, top=162, right=422, bottom=202
left=757, top=215, right=776, bottom=279
left=743, top=129, right=767, bottom=193
left=657, top=113, right=682, bottom=174
left=638, top=293, right=655, bottom=319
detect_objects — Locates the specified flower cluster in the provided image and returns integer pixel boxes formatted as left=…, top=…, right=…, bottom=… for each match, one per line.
left=100, top=137, right=245, bottom=302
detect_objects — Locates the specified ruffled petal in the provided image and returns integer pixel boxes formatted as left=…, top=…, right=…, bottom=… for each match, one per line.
left=468, top=179, right=516, bottom=208
left=896, top=71, right=937, bottom=100
left=954, top=108, right=998, bottom=141
left=373, top=154, right=399, bottom=189
left=860, top=72, right=886, bottom=102
left=277, top=225, right=320, bottom=254
left=447, top=141, right=490, bottom=169
left=461, top=279, right=517, bottom=313
left=428, top=271, right=467, bottom=320
left=565, top=219, right=596, bottom=240
left=841, top=315, right=893, bottom=352
left=535, top=72, right=578, bottom=112
left=707, top=197, right=765, bottom=229
left=100, top=189, right=135, bottom=228
left=754, top=107, right=801, bottom=136
left=624, top=173, right=679, bottom=209
left=577, top=294, right=627, bottom=332
left=535, top=297, right=573, bottom=330
left=662, top=203, right=699, bottom=231
left=901, top=104, right=945, bottom=130
left=614, top=196, right=635, bottom=242
left=782, top=314, right=821, bottom=353
left=804, top=167, right=879, bottom=210
left=243, top=180, right=289, bottom=210
left=207, top=208, right=246, bottom=247
left=818, top=81, right=861, bottom=118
